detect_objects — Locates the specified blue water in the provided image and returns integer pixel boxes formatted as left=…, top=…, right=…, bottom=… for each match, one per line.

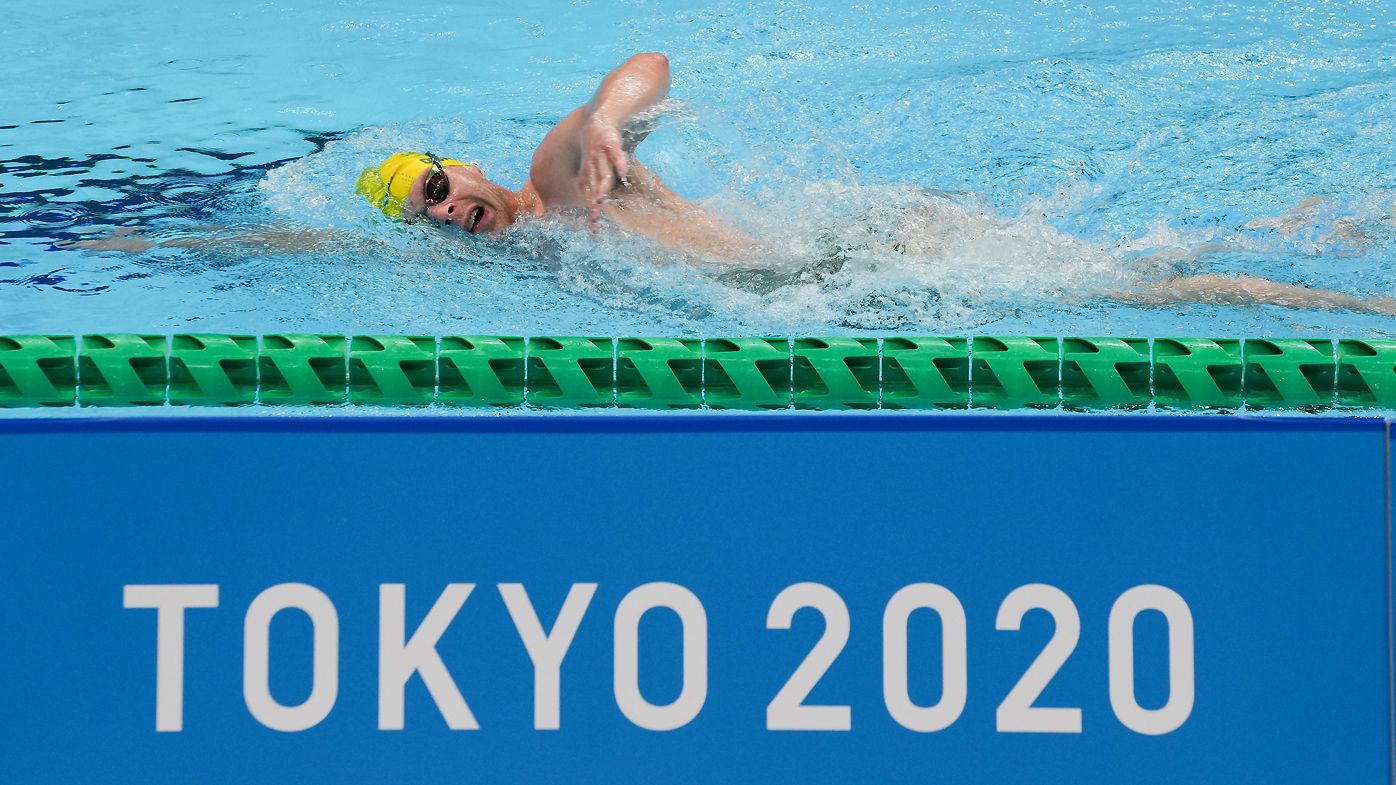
left=4, top=0, right=1396, bottom=337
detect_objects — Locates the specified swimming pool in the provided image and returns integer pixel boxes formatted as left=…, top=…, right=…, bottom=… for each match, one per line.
left=5, top=0, right=1396, bottom=339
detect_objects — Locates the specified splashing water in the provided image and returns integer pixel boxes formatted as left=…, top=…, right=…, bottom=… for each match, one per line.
left=253, top=103, right=1393, bottom=335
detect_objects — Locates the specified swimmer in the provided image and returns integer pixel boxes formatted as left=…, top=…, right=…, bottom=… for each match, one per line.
left=355, top=53, right=760, bottom=261
left=352, top=53, right=1396, bottom=316
left=66, top=52, right=1396, bottom=318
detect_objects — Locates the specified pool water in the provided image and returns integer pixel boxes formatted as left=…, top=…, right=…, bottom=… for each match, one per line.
left=4, top=0, right=1396, bottom=338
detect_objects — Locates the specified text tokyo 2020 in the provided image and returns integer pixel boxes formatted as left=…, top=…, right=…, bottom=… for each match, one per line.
left=124, top=581, right=1193, bottom=735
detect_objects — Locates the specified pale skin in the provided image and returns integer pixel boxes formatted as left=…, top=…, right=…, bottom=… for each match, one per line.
left=404, top=52, right=1396, bottom=316
left=403, top=52, right=759, bottom=260
left=60, top=53, right=1396, bottom=317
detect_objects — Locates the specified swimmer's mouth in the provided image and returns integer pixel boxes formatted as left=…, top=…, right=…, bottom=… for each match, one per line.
left=467, top=205, right=487, bottom=233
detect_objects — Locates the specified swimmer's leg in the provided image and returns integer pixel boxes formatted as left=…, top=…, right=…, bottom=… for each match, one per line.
left=1119, top=274, right=1396, bottom=317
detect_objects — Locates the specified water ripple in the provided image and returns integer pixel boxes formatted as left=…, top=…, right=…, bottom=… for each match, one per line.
left=19, top=203, right=89, bottom=230
left=151, top=177, right=223, bottom=208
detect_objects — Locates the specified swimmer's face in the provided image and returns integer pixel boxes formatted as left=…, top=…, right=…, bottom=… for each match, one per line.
left=404, top=164, right=517, bottom=234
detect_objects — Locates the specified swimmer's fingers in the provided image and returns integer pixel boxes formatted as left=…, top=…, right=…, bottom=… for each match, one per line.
left=54, top=236, right=156, bottom=253
left=56, top=226, right=143, bottom=249
left=588, top=197, right=604, bottom=230
left=584, top=159, right=616, bottom=231
left=583, top=182, right=607, bottom=231
left=577, top=161, right=597, bottom=229
left=596, top=166, right=616, bottom=200
left=578, top=117, right=629, bottom=229
left=589, top=182, right=613, bottom=229
left=609, top=147, right=630, bottom=188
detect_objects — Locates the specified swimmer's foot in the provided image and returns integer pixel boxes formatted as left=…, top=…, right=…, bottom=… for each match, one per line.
left=1244, top=195, right=1383, bottom=256
left=1245, top=196, right=1327, bottom=237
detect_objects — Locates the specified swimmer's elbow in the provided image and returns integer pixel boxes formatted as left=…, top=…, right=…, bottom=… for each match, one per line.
left=630, top=52, right=670, bottom=78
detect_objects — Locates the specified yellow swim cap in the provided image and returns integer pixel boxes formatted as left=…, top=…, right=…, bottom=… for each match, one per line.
left=355, top=152, right=473, bottom=219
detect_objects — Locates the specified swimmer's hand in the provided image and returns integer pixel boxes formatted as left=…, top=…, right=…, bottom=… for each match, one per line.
left=55, top=227, right=157, bottom=253
left=579, top=115, right=630, bottom=231
left=571, top=53, right=669, bottom=230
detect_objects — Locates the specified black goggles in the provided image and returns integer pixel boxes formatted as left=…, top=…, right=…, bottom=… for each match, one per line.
left=422, top=154, right=450, bottom=207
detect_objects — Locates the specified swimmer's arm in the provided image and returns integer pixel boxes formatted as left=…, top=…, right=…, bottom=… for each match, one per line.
left=605, top=162, right=761, bottom=263
left=529, top=53, right=671, bottom=227
left=583, top=51, right=671, bottom=152
left=58, top=226, right=342, bottom=254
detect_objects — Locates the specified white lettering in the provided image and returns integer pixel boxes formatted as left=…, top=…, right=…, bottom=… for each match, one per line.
left=243, top=583, right=339, bottom=732
left=883, top=583, right=967, bottom=732
left=123, top=584, right=220, bottom=732
left=378, top=583, right=478, bottom=730
left=499, top=583, right=596, bottom=730
left=613, top=582, right=708, bottom=730
left=1109, top=585, right=1194, bottom=735
left=766, top=583, right=852, bottom=730
left=996, top=584, right=1082, bottom=733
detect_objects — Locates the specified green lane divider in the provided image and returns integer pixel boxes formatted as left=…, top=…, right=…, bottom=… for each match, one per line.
left=702, top=338, right=791, bottom=410
left=0, top=335, right=76, bottom=407
left=526, top=337, right=615, bottom=408
left=971, top=336, right=1060, bottom=409
left=615, top=338, right=703, bottom=409
left=1336, top=339, right=1396, bottom=407
left=792, top=338, right=879, bottom=410
left=1061, top=337, right=1151, bottom=410
left=7, top=334, right=1396, bottom=411
left=438, top=336, right=525, bottom=407
left=1243, top=339, right=1335, bottom=410
left=78, top=334, right=166, bottom=406
left=349, top=335, right=436, bottom=406
left=259, top=334, right=347, bottom=405
left=880, top=337, right=970, bottom=409
left=1152, top=338, right=1243, bottom=409
left=169, top=334, right=257, bottom=406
